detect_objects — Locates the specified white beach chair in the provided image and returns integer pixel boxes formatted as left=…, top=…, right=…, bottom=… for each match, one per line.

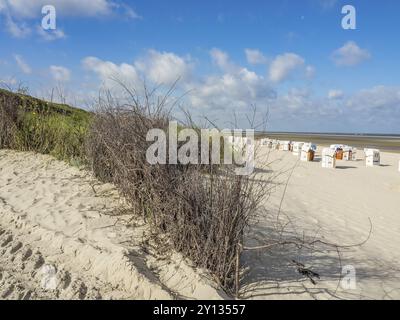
left=300, top=144, right=315, bottom=162
left=365, top=149, right=380, bottom=167
left=292, top=142, right=304, bottom=157
left=322, top=148, right=336, bottom=168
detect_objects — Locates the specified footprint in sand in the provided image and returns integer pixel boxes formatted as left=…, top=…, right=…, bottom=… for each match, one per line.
left=1, top=234, right=13, bottom=247
left=9, top=241, right=23, bottom=254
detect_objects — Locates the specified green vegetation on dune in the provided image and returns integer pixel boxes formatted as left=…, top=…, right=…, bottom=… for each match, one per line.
left=0, top=88, right=91, bottom=164
left=0, top=88, right=88, bottom=118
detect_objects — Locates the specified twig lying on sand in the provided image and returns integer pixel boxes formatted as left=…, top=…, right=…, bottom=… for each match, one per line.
left=291, top=260, right=320, bottom=285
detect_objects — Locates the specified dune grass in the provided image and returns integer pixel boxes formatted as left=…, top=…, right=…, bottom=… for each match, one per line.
left=0, top=88, right=91, bottom=164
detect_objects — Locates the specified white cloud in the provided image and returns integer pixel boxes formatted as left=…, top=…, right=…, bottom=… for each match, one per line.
left=210, top=48, right=234, bottom=72
left=1, top=0, right=141, bottom=18
left=124, top=7, right=141, bottom=19
left=269, top=85, right=400, bottom=132
left=274, top=88, right=314, bottom=111
left=342, top=86, right=400, bottom=132
left=332, top=41, right=371, bottom=66
left=14, top=54, right=32, bottom=74
left=317, top=0, right=338, bottom=9
left=1, top=0, right=140, bottom=38
left=79, top=49, right=398, bottom=132
left=2, top=0, right=112, bottom=18
left=4, top=14, right=31, bottom=38
left=135, top=50, right=193, bottom=85
left=84, top=50, right=193, bottom=88
left=115, top=3, right=141, bottom=20
left=188, top=68, right=276, bottom=111
left=245, top=49, right=267, bottom=65
left=82, top=56, right=141, bottom=87
left=82, top=49, right=276, bottom=120
left=328, top=89, right=344, bottom=100
left=50, top=65, right=71, bottom=82
left=346, top=86, right=400, bottom=111
left=37, top=26, right=66, bottom=40
left=305, top=65, right=316, bottom=78
left=188, top=50, right=276, bottom=113
left=84, top=51, right=193, bottom=88
left=268, top=53, right=305, bottom=83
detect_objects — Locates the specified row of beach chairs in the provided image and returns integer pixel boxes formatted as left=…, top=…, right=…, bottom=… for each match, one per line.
left=260, top=138, right=385, bottom=169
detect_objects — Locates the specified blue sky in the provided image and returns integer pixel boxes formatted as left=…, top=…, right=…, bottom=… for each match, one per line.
left=0, top=0, right=399, bottom=133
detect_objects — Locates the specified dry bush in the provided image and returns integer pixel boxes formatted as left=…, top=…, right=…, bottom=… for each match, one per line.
left=86, top=84, right=269, bottom=293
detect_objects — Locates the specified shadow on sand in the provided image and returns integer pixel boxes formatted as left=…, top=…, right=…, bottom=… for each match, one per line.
left=240, top=213, right=400, bottom=300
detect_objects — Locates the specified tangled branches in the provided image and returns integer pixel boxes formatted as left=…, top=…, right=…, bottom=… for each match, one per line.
left=85, top=83, right=269, bottom=293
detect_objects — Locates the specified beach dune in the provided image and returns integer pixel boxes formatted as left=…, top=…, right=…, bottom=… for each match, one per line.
left=0, top=150, right=225, bottom=300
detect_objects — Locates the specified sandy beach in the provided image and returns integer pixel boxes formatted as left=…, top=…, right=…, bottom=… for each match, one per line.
left=241, top=146, right=400, bottom=300
left=0, top=150, right=225, bottom=300
left=0, top=147, right=399, bottom=300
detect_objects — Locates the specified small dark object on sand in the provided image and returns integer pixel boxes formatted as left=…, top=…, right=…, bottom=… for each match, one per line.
left=292, top=260, right=320, bottom=285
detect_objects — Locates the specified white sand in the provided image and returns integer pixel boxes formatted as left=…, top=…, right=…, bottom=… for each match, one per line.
left=0, top=150, right=226, bottom=300
left=1, top=147, right=399, bottom=300
left=241, top=146, right=400, bottom=300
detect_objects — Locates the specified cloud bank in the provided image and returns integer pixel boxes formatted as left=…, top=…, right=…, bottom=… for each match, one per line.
left=79, top=48, right=399, bottom=132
